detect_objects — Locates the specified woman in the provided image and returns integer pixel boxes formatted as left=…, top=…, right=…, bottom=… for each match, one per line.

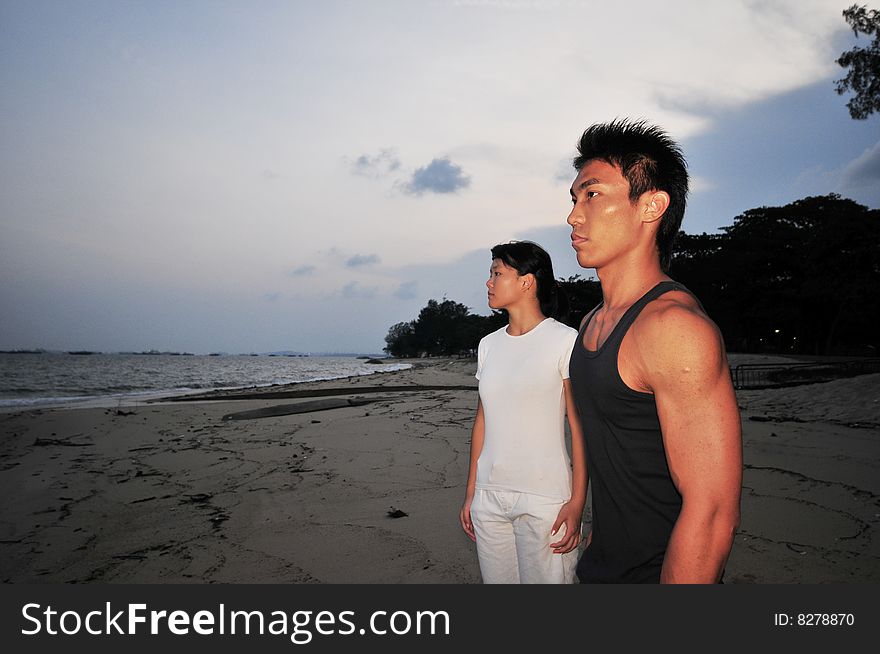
left=459, top=241, right=586, bottom=584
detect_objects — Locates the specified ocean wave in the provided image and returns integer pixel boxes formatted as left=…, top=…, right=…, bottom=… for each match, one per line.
left=0, top=356, right=412, bottom=409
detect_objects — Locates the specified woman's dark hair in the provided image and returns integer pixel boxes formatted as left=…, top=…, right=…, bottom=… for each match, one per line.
left=490, top=240, right=568, bottom=321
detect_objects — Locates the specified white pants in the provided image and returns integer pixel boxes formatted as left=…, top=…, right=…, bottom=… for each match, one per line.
left=470, top=488, right=578, bottom=584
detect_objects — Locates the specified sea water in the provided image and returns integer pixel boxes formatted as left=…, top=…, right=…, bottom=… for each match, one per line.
left=0, top=353, right=411, bottom=409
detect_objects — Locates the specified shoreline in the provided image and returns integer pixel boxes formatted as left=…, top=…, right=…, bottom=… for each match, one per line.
left=0, top=356, right=877, bottom=583
left=1, top=351, right=867, bottom=413
left=0, top=359, right=417, bottom=413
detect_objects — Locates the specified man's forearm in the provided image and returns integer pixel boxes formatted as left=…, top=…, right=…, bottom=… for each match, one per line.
left=660, top=504, right=738, bottom=584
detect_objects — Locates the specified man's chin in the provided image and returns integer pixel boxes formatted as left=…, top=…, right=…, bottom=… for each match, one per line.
left=575, top=252, right=594, bottom=269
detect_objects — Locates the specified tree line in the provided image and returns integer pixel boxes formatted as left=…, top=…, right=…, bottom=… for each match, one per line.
left=384, top=195, right=879, bottom=358
left=671, top=194, right=878, bottom=356
left=382, top=277, right=603, bottom=359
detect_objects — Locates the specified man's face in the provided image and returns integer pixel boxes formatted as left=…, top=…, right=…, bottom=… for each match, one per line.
left=567, top=158, right=641, bottom=270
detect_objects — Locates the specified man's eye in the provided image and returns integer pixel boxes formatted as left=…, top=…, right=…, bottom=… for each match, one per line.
left=587, top=191, right=598, bottom=198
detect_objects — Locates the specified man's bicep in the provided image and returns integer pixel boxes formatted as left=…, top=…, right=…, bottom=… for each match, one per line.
left=659, top=374, right=741, bottom=494
left=649, top=320, right=742, bottom=503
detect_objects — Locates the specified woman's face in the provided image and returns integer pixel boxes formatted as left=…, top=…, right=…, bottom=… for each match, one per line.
left=486, top=258, right=524, bottom=310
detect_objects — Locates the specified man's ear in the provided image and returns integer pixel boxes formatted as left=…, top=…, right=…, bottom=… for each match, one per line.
left=642, top=190, right=670, bottom=224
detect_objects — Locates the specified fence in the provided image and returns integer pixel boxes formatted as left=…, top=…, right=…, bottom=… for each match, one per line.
left=730, top=358, right=880, bottom=390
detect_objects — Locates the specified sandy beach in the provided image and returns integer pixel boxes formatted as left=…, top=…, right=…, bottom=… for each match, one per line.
left=1, top=355, right=877, bottom=583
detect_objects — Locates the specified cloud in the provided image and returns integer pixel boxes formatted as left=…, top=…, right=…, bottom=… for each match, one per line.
left=840, top=141, right=880, bottom=190
left=554, top=158, right=575, bottom=183
left=263, top=292, right=281, bottom=302
left=345, top=253, right=380, bottom=268
left=688, top=175, right=715, bottom=194
left=401, top=157, right=471, bottom=196
left=1, top=0, right=867, bottom=357
left=393, top=280, right=419, bottom=300
left=287, top=265, right=316, bottom=277
left=341, top=281, right=377, bottom=299
left=451, top=0, right=590, bottom=7
left=350, top=149, right=401, bottom=178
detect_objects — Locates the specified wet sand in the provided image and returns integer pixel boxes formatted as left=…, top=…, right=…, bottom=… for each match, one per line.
left=0, top=356, right=877, bottom=583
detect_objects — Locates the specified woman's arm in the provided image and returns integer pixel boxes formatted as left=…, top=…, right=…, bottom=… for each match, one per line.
left=459, top=398, right=485, bottom=542
left=550, top=379, right=587, bottom=553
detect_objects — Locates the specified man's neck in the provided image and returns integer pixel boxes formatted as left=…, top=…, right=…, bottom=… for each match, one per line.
left=596, top=256, right=668, bottom=312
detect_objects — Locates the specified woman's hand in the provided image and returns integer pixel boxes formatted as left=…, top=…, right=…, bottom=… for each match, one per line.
left=550, top=500, right=583, bottom=554
left=459, top=498, right=476, bottom=542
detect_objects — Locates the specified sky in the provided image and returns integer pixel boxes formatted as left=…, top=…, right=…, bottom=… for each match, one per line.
left=1, top=0, right=877, bottom=354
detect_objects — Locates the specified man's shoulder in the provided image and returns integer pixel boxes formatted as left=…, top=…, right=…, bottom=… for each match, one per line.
left=632, top=289, right=724, bottom=367
left=637, top=288, right=713, bottom=333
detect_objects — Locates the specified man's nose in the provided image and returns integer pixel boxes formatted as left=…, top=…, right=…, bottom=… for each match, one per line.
left=567, top=206, right=581, bottom=226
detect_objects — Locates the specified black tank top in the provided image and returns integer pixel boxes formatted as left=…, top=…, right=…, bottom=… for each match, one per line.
left=570, top=280, right=688, bottom=583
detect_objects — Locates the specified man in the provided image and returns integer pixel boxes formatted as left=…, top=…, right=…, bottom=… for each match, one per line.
left=566, top=119, right=742, bottom=583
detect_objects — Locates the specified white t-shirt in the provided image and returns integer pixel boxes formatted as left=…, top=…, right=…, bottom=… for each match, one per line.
left=475, top=317, right=578, bottom=500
